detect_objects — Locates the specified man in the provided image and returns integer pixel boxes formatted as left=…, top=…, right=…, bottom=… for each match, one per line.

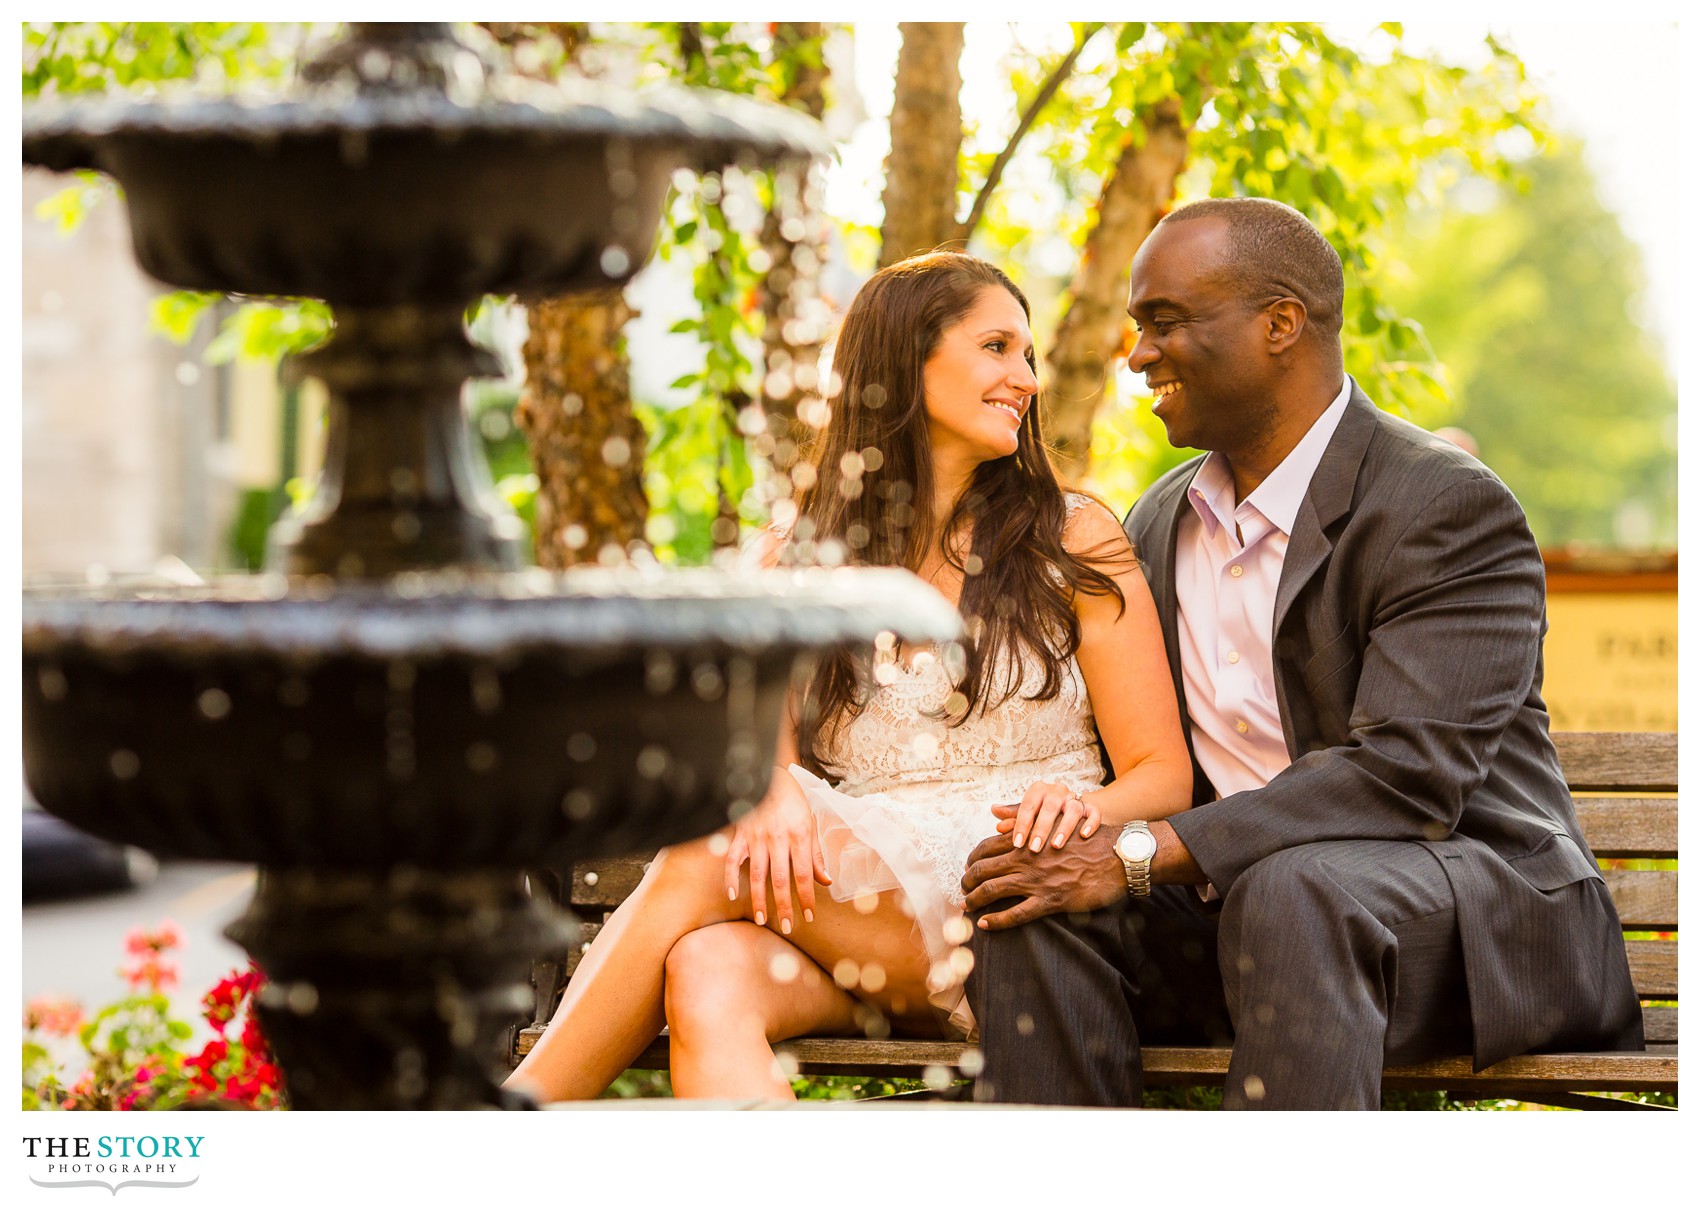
left=960, top=197, right=1643, bottom=1110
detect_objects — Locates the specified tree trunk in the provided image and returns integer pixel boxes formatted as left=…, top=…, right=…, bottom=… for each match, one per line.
left=515, top=292, right=648, bottom=568
left=1044, top=100, right=1190, bottom=477
left=757, top=21, right=832, bottom=474
left=878, top=23, right=966, bottom=267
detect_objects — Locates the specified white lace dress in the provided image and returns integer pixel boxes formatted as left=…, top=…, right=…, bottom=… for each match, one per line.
left=796, top=635, right=1105, bottom=1037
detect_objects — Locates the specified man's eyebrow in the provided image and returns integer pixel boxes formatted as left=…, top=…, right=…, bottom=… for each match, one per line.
left=1128, top=295, right=1184, bottom=318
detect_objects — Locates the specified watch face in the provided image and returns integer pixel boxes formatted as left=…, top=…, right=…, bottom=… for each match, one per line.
left=1117, top=829, right=1157, bottom=863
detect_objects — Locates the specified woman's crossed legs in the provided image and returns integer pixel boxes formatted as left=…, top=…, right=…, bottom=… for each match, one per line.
left=504, top=831, right=941, bottom=1103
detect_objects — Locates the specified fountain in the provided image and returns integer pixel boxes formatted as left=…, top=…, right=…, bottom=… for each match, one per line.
left=21, top=23, right=959, bottom=1109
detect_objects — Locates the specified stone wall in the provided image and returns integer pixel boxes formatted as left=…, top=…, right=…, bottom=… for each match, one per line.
left=22, top=169, right=239, bottom=576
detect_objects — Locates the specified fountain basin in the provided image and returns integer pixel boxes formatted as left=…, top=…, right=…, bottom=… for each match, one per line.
left=22, top=567, right=961, bottom=871
left=22, top=78, right=830, bottom=304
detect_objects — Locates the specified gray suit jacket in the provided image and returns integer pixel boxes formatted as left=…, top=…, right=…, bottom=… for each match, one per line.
left=1123, top=384, right=1643, bottom=1068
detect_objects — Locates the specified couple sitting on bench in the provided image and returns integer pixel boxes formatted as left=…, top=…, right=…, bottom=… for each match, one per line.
left=506, top=198, right=1644, bottom=1110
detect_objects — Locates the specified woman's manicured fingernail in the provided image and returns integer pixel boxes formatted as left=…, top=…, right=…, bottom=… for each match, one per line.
left=804, top=910, right=814, bottom=923
left=781, top=918, right=792, bottom=935
left=1053, top=834, right=1065, bottom=848
left=755, top=911, right=766, bottom=926
left=728, top=886, right=738, bottom=901
left=1030, top=837, right=1043, bottom=851
left=1012, top=833, right=1024, bottom=848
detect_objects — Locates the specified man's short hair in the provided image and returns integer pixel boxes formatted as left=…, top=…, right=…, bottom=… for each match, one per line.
left=1161, top=198, right=1345, bottom=344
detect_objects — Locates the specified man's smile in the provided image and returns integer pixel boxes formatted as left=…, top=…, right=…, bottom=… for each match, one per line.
left=1149, top=380, right=1181, bottom=411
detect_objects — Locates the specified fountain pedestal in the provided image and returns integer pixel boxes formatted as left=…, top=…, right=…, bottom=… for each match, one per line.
left=228, top=868, right=567, bottom=1110
left=21, top=22, right=960, bottom=1110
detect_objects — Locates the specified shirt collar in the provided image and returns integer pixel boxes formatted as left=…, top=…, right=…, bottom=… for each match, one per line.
left=1184, top=376, right=1354, bottom=539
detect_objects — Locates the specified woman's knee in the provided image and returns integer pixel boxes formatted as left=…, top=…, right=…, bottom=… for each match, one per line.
left=663, top=923, right=769, bottom=1035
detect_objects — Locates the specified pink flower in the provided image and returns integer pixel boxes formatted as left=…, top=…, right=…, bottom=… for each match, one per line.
left=121, top=954, right=180, bottom=993
left=23, top=996, right=84, bottom=1037
left=123, top=918, right=183, bottom=957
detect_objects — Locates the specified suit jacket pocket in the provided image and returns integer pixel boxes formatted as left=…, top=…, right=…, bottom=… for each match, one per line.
left=1506, top=831, right=1603, bottom=890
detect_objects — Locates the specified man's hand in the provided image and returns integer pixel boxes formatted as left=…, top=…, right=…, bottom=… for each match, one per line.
left=960, top=825, right=1126, bottom=930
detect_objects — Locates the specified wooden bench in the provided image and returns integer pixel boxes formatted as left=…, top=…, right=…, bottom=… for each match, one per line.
left=511, top=731, right=1677, bottom=1109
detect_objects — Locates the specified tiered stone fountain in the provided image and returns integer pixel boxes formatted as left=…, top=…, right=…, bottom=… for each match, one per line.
left=21, top=23, right=958, bottom=1109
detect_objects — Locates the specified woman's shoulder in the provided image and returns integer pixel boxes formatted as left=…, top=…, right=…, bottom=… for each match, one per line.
left=1059, top=490, right=1131, bottom=556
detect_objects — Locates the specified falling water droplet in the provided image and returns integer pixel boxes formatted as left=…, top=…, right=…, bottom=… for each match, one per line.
left=37, top=667, right=68, bottom=701
left=470, top=666, right=502, bottom=714
left=691, top=664, right=725, bottom=701
left=284, top=981, right=320, bottom=1015
left=562, top=790, right=595, bottom=821
left=599, top=246, right=631, bottom=277
left=769, top=952, right=801, bottom=983
left=392, top=512, right=422, bottom=542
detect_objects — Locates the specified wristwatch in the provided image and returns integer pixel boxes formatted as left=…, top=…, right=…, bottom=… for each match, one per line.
left=1114, top=821, right=1157, bottom=898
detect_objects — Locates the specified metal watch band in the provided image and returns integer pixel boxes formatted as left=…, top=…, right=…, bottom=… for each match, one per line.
left=1119, top=821, right=1154, bottom=899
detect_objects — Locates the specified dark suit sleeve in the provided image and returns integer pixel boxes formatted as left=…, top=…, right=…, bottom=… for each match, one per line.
left=1167, top=472, right=1547, bottom=895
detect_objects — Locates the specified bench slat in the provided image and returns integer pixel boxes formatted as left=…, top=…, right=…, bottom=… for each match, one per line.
left=1554, top=732, right=1677, bottom=792
left=1602, top=869, right=1678, bottom=930
left=1627, top=938, right=1677, bottom=999
left=517, top=1034, right=1675, bottom=1096
left=571, top=856, right=651, bottom=909
left=1573, top=797, right=1678, bottom=857
left=1642, top=1005, right=1677, bottom=1046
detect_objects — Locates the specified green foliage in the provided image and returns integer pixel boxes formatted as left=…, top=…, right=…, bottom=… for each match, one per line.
left=22, top=21, right=294, bottom=98
left=637, top=397, right=756, bottom=565
left=1379, top=144, right=1676, bottom=546
left=226, top=486, right=288, bottom=571
left=596, top=1069, right=933, bottom=1101
left=981, top=21, right=1557, bottom=506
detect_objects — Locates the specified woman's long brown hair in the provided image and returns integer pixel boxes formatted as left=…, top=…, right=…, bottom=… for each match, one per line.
left=789, top=251, right=1129, bottom=775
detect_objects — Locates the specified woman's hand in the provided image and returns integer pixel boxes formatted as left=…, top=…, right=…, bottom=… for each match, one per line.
left=723, top=767, right=831, bottom=936
left=995, top=782, right=1102, bottom=853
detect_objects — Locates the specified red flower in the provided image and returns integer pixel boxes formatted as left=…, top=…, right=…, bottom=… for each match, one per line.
left=240, top=1016, right=270, bottom=1056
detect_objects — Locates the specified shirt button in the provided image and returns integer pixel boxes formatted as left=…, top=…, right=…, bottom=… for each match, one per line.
left=1235, top=719, right=1249, bottom=735
left=1226, top=651, right=1240, bottom=664
left=1230, top=565, right=1244, bottom=578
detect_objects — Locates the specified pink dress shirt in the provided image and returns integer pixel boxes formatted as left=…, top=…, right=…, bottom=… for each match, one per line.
left=1175, top=378, right=1352, bottom=805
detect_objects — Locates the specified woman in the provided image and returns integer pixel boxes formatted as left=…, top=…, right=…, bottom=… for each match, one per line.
left=505, top=251, right=1192, bottom=1102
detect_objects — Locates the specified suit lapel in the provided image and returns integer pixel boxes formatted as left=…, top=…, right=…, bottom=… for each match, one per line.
left=1272, top=385, right=1378, bottom=640
left=1139, top=471, right=1193, bottom=705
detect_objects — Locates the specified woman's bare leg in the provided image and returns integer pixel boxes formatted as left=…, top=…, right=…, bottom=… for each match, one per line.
left=666, top=893, right=952, bottom=1100
left=505, top=836, right=751, bottom=1102
left=506, top=831, right=958, bottom=1102
left=664, top=922, right=858, bottom=1099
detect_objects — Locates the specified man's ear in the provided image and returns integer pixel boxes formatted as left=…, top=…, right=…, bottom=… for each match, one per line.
left=1265, top=298, right=1307, bottom=354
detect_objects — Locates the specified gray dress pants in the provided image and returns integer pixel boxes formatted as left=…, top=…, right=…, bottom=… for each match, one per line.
left=965, top=839, right=1473, bottom=1109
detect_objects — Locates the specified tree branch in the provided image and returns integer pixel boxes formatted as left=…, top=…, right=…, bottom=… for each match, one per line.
left=957, top=22, right=1104, bottom=243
